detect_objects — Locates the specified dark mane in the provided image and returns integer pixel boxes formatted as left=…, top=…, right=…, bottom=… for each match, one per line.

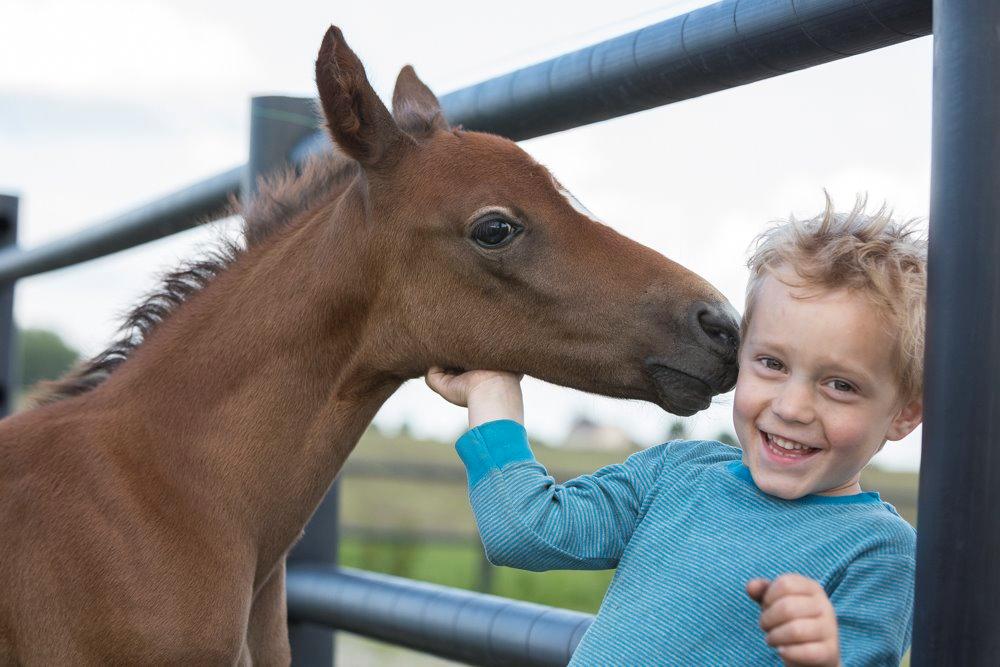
left=26, top=153, right=360, bottom=409
left=242, top=151, right=360, bottom=249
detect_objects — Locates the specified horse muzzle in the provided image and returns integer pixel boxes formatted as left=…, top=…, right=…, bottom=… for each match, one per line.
left=644, top=358, right=738, bottom=417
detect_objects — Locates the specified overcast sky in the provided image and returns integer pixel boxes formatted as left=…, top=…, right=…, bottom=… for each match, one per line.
left=1, top=0, right=932, bottom=471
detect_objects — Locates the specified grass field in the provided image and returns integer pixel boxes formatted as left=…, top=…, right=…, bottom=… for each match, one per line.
left=338, top=427, right=919, bottom=615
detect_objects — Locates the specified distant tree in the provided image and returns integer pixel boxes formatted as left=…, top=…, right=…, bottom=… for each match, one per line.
left=17, top=328, right=79, bottom=391
left=715, top=430, right=738, bottom=446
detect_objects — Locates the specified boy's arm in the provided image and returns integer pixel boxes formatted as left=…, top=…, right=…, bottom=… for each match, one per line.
left=425, top=367, right=668, bottom=571
left=458, top=418, right=668, bottom=571
left=828, top=552, right=915, bottom=666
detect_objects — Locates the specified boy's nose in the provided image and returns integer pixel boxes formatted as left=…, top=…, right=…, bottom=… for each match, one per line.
left=771, top=382, right=815, bottom=424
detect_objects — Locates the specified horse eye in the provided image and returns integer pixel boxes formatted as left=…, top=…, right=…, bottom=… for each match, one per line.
left=471, top=216, right=520, bottom=248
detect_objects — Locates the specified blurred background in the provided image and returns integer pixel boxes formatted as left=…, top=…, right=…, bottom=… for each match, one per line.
left=3, top=1, right=927, bottom=663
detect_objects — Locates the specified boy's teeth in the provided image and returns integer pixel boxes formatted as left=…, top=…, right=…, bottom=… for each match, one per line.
left=768, top=433, right=812, bottom=451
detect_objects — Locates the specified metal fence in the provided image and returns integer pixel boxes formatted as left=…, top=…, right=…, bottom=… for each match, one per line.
left=2, top=0, right=997, bottom=664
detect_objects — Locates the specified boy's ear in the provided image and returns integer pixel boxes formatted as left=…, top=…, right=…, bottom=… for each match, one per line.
left=886, top=397, right=923, bottom=441
left=315, top=26, right=413, bottom=171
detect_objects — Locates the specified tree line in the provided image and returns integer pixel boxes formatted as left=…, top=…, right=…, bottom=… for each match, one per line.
left=13, top=328, right=79, bottom=403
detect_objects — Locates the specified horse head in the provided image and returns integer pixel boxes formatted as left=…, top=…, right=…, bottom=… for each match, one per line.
left=315, top=26, right=738, bottom=416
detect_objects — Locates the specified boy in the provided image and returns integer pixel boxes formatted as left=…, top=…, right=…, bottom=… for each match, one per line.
left=426, top=202, right=925, bottom=665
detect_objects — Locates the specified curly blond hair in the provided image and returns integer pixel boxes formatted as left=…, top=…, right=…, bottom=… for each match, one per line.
left=743, top=196, right=927, bottom=403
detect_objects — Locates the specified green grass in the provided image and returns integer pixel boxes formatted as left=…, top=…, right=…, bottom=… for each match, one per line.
left=340, top=476, right=476, bottom=532
left=339, top=538, right=613, bottom=613
left=491, top=565, right=614, bottom=612
left=340, top=539, right=484, bottom=592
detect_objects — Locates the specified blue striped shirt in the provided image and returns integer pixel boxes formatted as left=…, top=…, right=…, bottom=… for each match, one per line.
left=456, top=419, right=916, bottom=666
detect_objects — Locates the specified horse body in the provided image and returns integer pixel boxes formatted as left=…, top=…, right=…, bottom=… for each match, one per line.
left=0, top=26, right=740, bottom=664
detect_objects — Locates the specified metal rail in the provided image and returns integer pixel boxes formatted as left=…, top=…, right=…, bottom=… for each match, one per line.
left=294, top=0, right=931, bottom=154
left=0, top=167, right=241, bottom=284
left=286, top=566, right=593, bottom=667
left=437, top=0, right=931, bottom=140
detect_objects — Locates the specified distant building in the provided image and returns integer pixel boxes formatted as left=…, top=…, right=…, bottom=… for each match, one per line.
left=561, top=416, right=636, bottom=452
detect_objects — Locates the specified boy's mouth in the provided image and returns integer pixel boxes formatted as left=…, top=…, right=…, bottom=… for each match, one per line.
left=760, top=429, right=820, bottom=461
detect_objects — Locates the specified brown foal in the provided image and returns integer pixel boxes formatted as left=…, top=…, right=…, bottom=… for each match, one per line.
left=0, top=26, right=739, bottom=665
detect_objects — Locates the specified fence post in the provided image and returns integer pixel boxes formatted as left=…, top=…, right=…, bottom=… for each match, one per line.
left=0, top=195, right=19, bottom=417
left=913, top=0, right=1000, bottom=663
left=244, top=96, right=321, bottom=196
left=243, top=96, right=340, bottom=667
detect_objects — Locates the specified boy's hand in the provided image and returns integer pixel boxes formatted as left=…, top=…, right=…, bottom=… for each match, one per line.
left=425, top=367, right=524, bottom=428
left=746, top=574, right=841, bottom=667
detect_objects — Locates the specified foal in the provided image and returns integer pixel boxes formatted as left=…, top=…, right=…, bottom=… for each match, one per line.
left=0, top=26, right=739, bottom=664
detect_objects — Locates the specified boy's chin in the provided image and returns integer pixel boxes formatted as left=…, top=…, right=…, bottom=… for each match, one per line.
left=760, top=483, right=808, bottom=501
left=749, top=468, right=812, bottom=500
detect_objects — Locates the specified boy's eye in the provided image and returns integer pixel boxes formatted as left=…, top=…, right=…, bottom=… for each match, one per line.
left=759, top=357, right=784, bottom=372
left=829, top=379, right=856, bottom=393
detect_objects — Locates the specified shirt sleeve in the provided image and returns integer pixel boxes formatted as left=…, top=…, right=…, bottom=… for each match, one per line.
left=830, top=551, right=915, bottom=667
left=455, top=419, right=670, bottom=571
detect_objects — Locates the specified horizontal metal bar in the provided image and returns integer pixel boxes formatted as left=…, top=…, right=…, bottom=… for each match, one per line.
left=294, top=0, right=932, bottom=160
left=286, top=565, right=593, bottom=667
left=0, top=166, right=242, bottom=283
left=442, top=0, right=931, bottom=139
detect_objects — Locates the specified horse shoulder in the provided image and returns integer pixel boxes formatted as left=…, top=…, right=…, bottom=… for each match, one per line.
left=0, top=403, right=258, bottom=663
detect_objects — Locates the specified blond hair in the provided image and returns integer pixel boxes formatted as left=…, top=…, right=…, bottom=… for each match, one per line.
left=744, top=196, right=927, bottom=403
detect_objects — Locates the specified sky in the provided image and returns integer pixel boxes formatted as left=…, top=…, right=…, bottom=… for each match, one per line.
left=1, top=0, right=932, bottom=471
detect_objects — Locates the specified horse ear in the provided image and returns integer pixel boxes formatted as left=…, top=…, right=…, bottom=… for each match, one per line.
left=315, top=26, right=412, bottom=170
left=392, top=65, right=449, bottom=137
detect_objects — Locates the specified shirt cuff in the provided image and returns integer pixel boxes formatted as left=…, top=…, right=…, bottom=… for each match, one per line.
left=455, top=419, right=534, bottom=488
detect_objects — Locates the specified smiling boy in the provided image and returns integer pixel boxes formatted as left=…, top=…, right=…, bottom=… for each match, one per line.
left=427, top=201, right=925, bottom=665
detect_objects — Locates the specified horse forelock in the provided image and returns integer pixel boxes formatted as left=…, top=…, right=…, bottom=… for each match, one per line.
left=26, top=152, right=359, bottom=410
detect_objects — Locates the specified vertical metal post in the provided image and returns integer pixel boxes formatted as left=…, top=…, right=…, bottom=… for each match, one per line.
left=243, top=97, right=339, bottom=667
left=0, top=195, right=19, bottom=417
left=244, top=96, right=322, bottom=197
left=913, top=1, right=1000, bottom=664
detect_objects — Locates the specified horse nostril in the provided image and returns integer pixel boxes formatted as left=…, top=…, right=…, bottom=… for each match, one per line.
left=696, top=303, right=740, bottom=357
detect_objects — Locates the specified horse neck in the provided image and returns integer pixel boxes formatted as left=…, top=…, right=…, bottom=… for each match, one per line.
left=100, top=187, right=400, bottom=573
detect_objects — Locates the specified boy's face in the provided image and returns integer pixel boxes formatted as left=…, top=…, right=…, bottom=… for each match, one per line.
left=732, top=270, right=922, bottom=499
